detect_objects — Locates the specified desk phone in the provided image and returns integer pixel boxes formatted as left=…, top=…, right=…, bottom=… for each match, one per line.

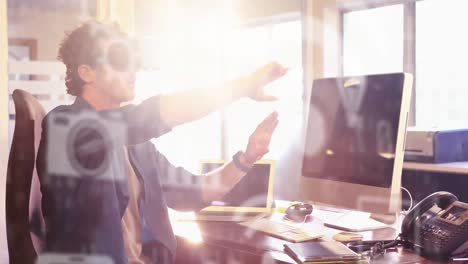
left=402, top=191, right=468, bottom=260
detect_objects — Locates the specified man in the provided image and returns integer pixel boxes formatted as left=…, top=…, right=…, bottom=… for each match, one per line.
left=36, top=20, right=287, bottom=264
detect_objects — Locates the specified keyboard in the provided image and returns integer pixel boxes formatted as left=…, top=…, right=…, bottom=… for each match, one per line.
left=239, top=218, right=324, bottom=243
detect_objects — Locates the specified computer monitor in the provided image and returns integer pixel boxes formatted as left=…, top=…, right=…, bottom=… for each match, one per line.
left=198, top=160, right=275, bottom=216
left=300, top=73, right=412, bottom=223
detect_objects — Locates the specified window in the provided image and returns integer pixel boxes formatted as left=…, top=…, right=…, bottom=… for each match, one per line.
left=416, top=0, right=468, bottom=128
left=222, top=20, right=304, bottom=160
left=343, top=4, right=404, bottom=76
left=342, top=0, right=468, bottom=128
left=135, top=19, right=303, bottom=172
left=134, top=70, right=223, bottom=173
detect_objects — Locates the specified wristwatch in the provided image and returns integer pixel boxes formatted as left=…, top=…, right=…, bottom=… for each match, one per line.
left=232, top=151, right=253, bottom=173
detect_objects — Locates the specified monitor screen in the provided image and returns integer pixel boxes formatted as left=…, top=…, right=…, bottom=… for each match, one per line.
left=200, top=162, right=272, bottom=208
left=302, top=74, right=405, bottom=188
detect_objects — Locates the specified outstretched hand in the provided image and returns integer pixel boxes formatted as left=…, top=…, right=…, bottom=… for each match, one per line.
left=245, top=62, right=288, bottom=101
left=243, top=111, right=279, bottom=165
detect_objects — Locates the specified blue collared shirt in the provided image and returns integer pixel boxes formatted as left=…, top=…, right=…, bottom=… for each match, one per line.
left=36, top=96, right=209, bottom=264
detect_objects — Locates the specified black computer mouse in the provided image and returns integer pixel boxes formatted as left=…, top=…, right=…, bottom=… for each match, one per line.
left=285, top=202, right=313, bottom=222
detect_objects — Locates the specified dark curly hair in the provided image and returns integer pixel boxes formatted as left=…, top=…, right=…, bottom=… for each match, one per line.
left=57, top=20, right=126, bottom=96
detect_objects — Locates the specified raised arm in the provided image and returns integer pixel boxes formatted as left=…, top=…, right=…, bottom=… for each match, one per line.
left=200, top=111, right=279, bottom=202
left=159, top=62, right=287, bottom=128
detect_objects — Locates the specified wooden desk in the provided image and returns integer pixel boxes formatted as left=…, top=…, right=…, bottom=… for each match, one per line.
left=172, top=211, right=452, bottom=264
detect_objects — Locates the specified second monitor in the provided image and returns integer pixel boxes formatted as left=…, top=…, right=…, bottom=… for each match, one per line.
left=301, top=73, right=413, bottom=230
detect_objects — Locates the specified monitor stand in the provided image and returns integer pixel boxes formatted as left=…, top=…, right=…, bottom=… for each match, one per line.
left=323, top=210, right=396, bottom=232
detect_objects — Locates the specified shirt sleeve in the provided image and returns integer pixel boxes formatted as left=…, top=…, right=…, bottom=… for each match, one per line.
left=103, top=96, right=172, bottom=145
left=150, top=147, right=209, bottom=212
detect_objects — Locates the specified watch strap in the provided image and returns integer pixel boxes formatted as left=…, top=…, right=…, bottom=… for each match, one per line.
left=232, top=151, right=252, bottom=173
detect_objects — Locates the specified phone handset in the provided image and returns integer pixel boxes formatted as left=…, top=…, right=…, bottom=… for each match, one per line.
left=401, top=191, right=458, bottom=237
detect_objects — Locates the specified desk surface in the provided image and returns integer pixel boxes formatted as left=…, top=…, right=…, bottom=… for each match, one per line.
left=173, top=210, right=453, bottom=264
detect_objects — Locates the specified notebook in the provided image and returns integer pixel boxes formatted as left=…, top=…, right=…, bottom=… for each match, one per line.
left=283, top=241, right=362, bottom=264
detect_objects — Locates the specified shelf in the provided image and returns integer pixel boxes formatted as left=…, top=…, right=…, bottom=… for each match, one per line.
left=403, top=161, right=468, bottom=175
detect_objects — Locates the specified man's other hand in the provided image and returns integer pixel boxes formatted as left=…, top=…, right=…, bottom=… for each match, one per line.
left=245, top=62, right=288, bottom=101
left=241, top=111, right=279, bottom=167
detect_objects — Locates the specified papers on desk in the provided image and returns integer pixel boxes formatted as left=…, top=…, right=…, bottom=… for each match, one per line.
left=239, top=218, right=324, bottom=243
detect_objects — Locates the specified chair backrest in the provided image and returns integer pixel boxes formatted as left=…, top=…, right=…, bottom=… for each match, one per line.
left=6, top=89, right=46, bottom=264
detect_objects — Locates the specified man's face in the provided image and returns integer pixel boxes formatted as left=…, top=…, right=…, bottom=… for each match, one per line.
left=93, top=37, right=139, bottom=105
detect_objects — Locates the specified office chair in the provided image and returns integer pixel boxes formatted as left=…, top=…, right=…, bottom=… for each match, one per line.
left=6, top=89, right=46, bottom=264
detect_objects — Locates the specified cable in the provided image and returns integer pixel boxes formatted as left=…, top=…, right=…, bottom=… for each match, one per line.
left=347, top=234, right=404, bottom=259
left=401, top=187, right=413, bottom=212
left=283, top=214, right=310, bottom=227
